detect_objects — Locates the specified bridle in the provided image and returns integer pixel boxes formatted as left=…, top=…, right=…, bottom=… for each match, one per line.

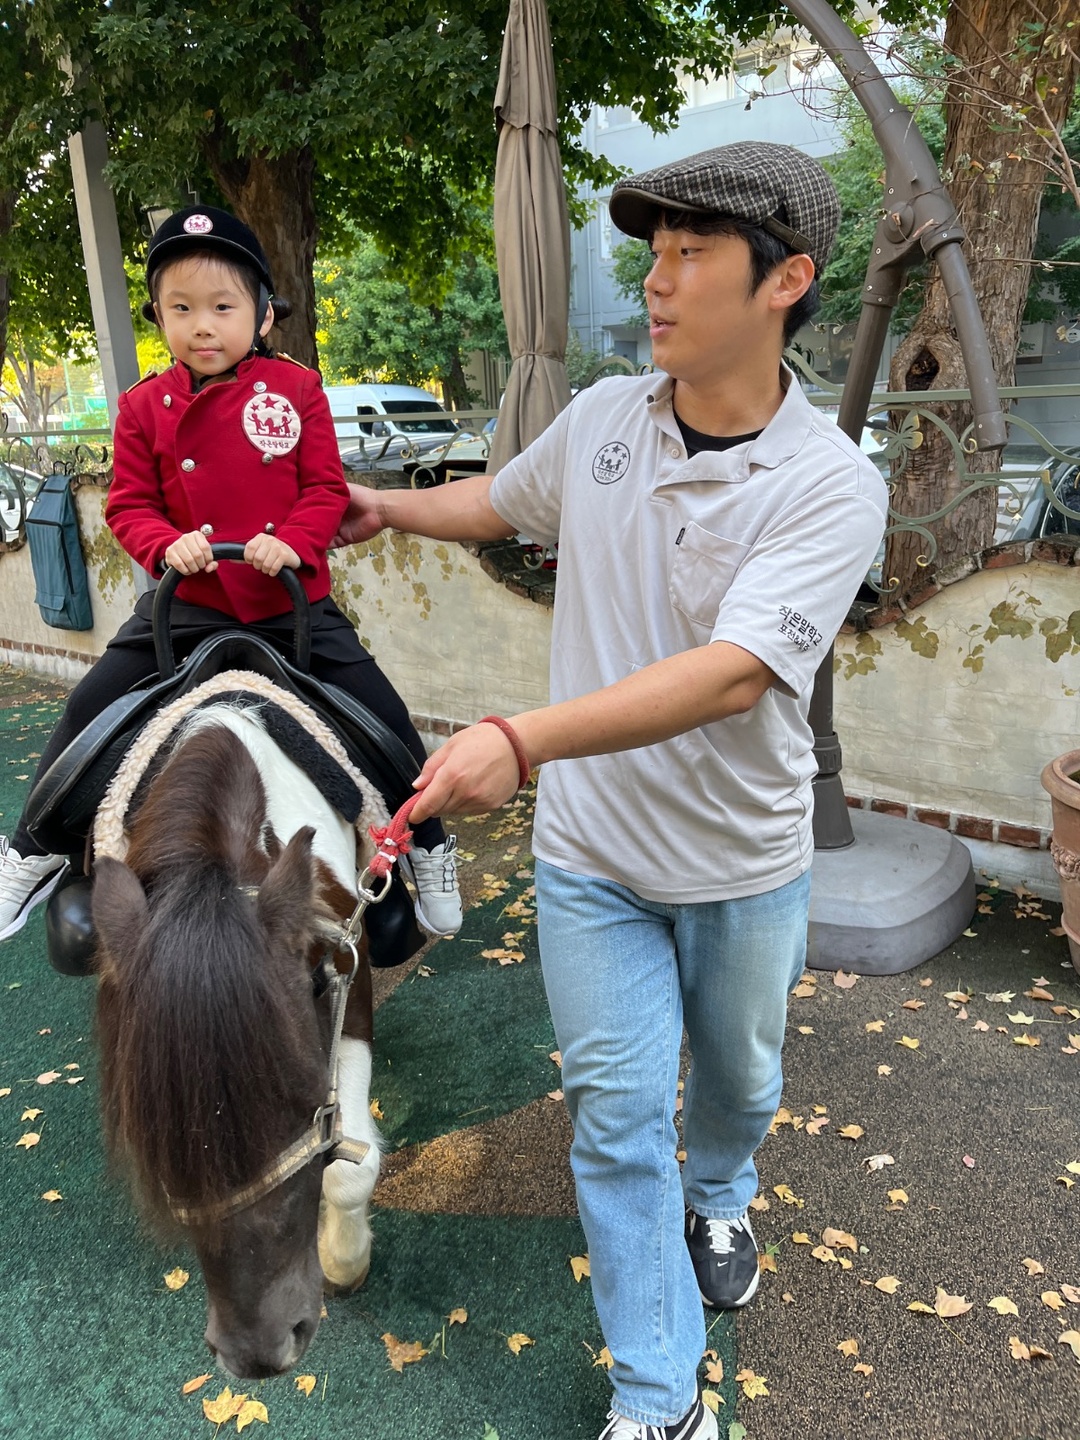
left=167, top=865, right=393, bottom=1229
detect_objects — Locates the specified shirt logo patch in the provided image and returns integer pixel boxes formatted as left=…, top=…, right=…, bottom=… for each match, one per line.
left=242, top=392, right=301, bottom=455
left=777, top=605, right=824, bottom=654
left=182, top=213, right=214, bottom=235
left=592, top=441, right=631, bottom=485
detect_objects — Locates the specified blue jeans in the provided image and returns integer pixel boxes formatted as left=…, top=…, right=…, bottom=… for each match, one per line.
left=535, top=859, right=811, bottom=1427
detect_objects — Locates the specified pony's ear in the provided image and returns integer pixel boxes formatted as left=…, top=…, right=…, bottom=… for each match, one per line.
left=92, top=857, right=149, bottom=963
left=256, top=825, right=317, bottom=949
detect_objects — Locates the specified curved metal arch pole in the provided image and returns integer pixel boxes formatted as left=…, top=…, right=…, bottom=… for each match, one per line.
left=782, top=0, right=1008, bottom=848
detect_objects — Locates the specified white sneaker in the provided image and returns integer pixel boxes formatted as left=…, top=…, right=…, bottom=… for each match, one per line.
left=401, top=836, right=462, bottom=937
left=0, top=838, right=67, bottom=941
left=598, top=1390, right=717, bottom=1440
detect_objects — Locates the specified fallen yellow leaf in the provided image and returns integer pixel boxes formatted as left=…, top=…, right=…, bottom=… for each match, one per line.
left=901, top=1000, right=925, bottom=1011
left=21, top=1108, right=42, bottom=1122
left=570, top=1255, right=591, bottom=1283
left=1009, top=1336, right=1052, bottom=1361
left=748, top=1195, right=770, bottom=1212
left=874, top=1276, right=901, bottom=1294
left=1013, top=1034, right=1041, bottom=1047
left=935, top=1288, right=972, bottom=1318
left=896, top=1036, right=920, bottom=1050
left=1041, top=1291, right=1065, bottom=1311
left=865, top=1020, right=885, bottom=1033
left=15, top=1132, right=40, bottom=1149
left=792, top=1231, right=811, bottom=1244
left=908, top=1301, right=936, bottom=1314
left=804, top=1116, right=829, bottom=1135
left=1007, top=1011, right=1035, bottom=1025
left=797, top=1026, right=815, bottom=1035
left=36, top=1071, right=61, bottom=1086
left=40, top=1189, right=62, bottom=1203
left=448, top=1308, right=468, bottom=1325
left=887, top=1189, right=908, bottom=1204
left=1059, top=1330, right=1080, bottom=1363
left=382, top=1333, right=428, bottom=1371
left=369, top=1099, right=385, bottom=1121
left=163, top=1268, right=189, bottom=1291
left=812, top=1246, right=837, bottom=1265
left=853, top=1361, right=874, bottom=1376
left=181, top=1373, right=212, bottom=1395
left=837, top=1338, right=860, bottom=1358
left=987, top=1296, right=1019, bottom=1317
left=735, top=1368, right=769, bottom=1400
left=838, top=1125, right=864, bottom=1141
left=1022, top=1258, right=1046, bottom=1276
left=758, top=1252, right=778, bottom=1274
left=704, top=1354, right=724, bottom=1384
left=203, top=1388, right=245, bottom=1424
left=593, top=1346, right=614, bottom=1369
left=877, top=1065, right=892, bottom=1077
left=295, top=1375, right=317, bottom=1397
left=772, top=1183, right=805, bottom=1208
left=823, top=1228, right=857, bottom=1253
left=1063, top=1284, right=1080, bottom=1304
left=700, top=1389, right=723, bottom=1413
left=506, top=1333, right=534, bottom=1355
left=236, top=1398, right=268, bottom=1433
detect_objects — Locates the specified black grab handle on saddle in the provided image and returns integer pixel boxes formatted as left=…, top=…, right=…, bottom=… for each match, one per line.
left=152, top=542, right=312, bottom=679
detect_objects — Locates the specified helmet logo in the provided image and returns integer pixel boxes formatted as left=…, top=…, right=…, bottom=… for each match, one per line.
left=183, top=213, right=214, bottom=235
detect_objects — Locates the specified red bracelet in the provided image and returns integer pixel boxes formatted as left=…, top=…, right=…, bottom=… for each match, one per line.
left=478, top=716, right=532, bottom=791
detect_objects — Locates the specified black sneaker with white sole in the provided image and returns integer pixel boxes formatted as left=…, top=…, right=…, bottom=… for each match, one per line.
left=685, top=1209, right=760, bottom=1309
left=598, top=1388, right=718, bottom=1440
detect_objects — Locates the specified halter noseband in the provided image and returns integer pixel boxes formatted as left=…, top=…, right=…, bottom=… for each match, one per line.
left=166, top=865, right=393, bottom=1229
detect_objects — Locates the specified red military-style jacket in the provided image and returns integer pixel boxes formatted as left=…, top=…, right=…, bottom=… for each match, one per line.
left=107, top=353, right=349, bottom=622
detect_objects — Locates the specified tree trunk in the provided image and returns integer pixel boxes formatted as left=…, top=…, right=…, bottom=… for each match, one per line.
left=442, top=340, right=474, bottom=412
left=204, top=144, right=319, bottom=370
left=883, top=0, right=1080, bottom=600
left=0, top=188, right=13, bottom=383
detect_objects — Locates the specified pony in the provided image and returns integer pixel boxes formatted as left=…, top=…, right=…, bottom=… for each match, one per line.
left=91, top=702, right=382, bottom=1379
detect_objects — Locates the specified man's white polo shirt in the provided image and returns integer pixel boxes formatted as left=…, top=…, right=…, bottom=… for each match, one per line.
left=489, top=370, right=888, bottom=903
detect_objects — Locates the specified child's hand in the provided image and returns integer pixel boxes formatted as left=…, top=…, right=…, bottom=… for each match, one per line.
left=164, top=531, right=217, bottom=574
left=244, top=533, right=301, bottom=576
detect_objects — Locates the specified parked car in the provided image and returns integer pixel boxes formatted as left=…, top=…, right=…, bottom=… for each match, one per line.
left=0, top=460, right=45, bottom=541
left=339, top=433, right=450, bottom=472
left=323, top=383, right=460, bottom=451
left=994, top=451, right=1080, bottom=542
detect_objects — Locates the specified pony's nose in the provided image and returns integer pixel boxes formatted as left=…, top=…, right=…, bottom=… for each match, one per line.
left=205, top=1315, right=317, bottom=1379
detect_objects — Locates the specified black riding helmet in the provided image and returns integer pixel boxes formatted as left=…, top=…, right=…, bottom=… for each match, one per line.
left=142, top=206, right=281, bottom=351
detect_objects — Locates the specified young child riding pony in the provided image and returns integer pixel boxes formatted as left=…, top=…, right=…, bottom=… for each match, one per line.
left=0, top=206, right=461, bottom=942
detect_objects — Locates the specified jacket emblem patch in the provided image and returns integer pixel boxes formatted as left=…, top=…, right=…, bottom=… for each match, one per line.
left=242, top=393, right=302, bottom=455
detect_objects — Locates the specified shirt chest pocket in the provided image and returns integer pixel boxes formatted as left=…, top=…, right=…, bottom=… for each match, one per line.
left=669, top=521, right=751, bottom=631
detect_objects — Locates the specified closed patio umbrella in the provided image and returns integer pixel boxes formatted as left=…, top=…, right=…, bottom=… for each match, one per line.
left=488, top=0, right=573, bottom=473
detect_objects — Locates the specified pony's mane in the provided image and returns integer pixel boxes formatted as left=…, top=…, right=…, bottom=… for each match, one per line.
left=96, top=724, right=327, bottom=1231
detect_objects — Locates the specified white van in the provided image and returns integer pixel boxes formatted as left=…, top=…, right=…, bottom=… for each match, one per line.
left=322, top=383, right=459, bottom=453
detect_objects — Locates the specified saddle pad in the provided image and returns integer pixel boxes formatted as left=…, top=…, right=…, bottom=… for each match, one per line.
left=94, top=670, right=390, bottom=863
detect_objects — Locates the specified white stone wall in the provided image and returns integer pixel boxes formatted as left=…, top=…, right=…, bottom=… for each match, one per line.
left=834, top=561, right=1080, bottom=832
left=328, top=533, right=551, bottom=733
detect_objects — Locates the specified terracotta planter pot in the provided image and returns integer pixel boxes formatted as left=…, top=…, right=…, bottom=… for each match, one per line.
left=1041, top=748, right=1080, bottom=974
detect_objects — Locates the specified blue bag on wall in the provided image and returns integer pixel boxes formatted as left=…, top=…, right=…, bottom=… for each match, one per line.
left=25, top=474, right=94, bottom=631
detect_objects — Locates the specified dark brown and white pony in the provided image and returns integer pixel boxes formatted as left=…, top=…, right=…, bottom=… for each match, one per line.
left=92, top=703, right=381, bottom=1378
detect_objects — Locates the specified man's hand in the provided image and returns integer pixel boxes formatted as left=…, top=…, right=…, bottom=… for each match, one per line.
left=330, top=483, right=386, bottom=548
left=407, top=723, right=524, bottom=824
left=164, top=530, right=217, bottom=574
left=244, top=534, right=301, bottom=576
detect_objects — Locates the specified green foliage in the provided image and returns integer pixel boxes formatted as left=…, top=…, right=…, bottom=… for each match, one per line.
left=564, top=329, right=603, bottom=387
left=611, top=239, right=652, bottom=326
left=316, top=233, right=507, bottom=391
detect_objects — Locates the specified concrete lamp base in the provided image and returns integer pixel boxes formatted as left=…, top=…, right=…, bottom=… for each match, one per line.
left=807, top=808, right=976, bottom=976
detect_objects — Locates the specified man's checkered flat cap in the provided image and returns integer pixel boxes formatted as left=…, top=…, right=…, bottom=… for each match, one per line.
left=609, top=141, right=841, bottom=274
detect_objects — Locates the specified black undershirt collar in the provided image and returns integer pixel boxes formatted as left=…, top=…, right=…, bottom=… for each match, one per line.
left=674, top=408, right=763, bottom=458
